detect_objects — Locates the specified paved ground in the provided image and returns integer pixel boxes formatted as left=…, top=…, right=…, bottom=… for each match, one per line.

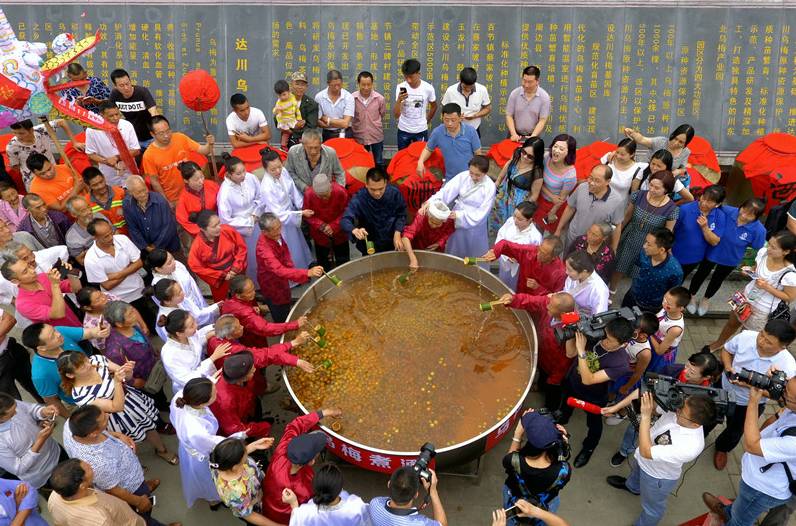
left=9, top=257, right=792, bottom=525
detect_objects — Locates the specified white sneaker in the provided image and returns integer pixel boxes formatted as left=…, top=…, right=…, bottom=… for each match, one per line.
left=697, top=298, right=710, bottom=316
left=686, top=298, right=698, bottom=315
left=605, top=414, right=626, bottom=426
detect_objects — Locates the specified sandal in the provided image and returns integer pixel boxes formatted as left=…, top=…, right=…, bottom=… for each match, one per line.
left=155, top=448, right=179, bottom=465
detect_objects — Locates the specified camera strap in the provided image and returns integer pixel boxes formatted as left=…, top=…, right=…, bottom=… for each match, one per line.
left=760, top=426, right=796, bottom=494
left=509, top=453, right=568, bottom=507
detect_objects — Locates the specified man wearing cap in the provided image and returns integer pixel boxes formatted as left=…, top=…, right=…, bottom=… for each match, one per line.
left=303, top=173, right=351, bottom=271
left=262, top=408, right=342, bottom=523
left=210, top=351, right=278, bottom=439
left=502, top=409, right=571, bottom=522
left=401, top=201, right=456, bottom=269
left=501, top=292, right=576, bottom=412
left=288, top=71, right=319, bottom=148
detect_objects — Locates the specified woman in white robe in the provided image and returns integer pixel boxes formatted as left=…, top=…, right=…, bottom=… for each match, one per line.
left=495, top=201, right=543, bottom=290
left=427, top=155, right=496, bottom=267
left=259, top=148, right=313, bottom=270
left=149, top=248, right=209, bottom=313
left=160, top=310, right=227, bottom=394
left=153, top=278, right=220, bottom=343
left=216, top=154, right=265, bottom=284
left=171, top=377, right=244, bottom=508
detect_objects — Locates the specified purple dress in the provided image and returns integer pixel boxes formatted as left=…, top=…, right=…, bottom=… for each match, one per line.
left=103, top=327, right=156, bottom=384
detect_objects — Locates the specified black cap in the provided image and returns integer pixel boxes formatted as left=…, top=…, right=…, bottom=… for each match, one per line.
left=222, top=352, right=254, bottom=381
left=286, top=431, right=327, bottom=464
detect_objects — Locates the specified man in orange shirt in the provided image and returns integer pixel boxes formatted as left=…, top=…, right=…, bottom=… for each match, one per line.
left=82, top=167, right=127, bottom=234
left=141, top=115, right=214, bottom=206
left=26, top=153, right=83, bottom=212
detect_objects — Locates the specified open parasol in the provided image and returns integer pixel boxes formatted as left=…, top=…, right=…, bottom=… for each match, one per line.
left=179, top=69, right=220, bottom=180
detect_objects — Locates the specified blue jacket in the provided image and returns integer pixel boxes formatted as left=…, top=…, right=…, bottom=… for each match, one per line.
left=341, top=185, right=407, bottom=247
left=122, top=191, right=180, bottom=251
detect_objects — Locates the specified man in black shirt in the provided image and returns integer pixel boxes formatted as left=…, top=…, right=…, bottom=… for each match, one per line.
left=557, top=319, right=634, bottom=468
left=109, top=69, right=160, bottom=148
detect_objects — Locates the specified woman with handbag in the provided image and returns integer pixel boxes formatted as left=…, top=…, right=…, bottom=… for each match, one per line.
left=705, top=229, right=796, bottom=352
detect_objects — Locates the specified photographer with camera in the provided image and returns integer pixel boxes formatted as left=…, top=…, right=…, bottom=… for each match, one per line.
left=603, top=349, right=723, bottom=466
left=713, top=319, right=796, bottom=471
left=368, top=464, right=447, bottom=526
left=558, top=319, right=634, bottom=467
left=606, top=390, right=716, bottom=526
left=703, top=374, right=796, bottom=526
left=501, top=409, right=571, bottom=526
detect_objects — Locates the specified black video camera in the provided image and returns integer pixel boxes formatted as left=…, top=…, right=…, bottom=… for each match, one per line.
left=554, top=306, right=642, bottom=343
left=641, top=373, right=735, bottom=424
left=412, top=443, right=436, bottom=483
left=728, top=368, right=788, bottom=401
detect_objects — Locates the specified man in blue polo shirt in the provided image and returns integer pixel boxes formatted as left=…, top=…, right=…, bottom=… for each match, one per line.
left=623, top=228, right=684, bottom=312
left=22, top=323, right=109, bottom=417
left=416, top=103, right=481, bottom=182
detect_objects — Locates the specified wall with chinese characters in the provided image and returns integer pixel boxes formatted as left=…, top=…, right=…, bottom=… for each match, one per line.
left=8, top=3, right=796, bottom=153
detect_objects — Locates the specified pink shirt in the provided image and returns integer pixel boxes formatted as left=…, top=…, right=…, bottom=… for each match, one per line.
left=16, top=273, right=81, bottom=327
left=352, top=90, right=386, bottom=145
left=0, top=200, right=27, bottom=231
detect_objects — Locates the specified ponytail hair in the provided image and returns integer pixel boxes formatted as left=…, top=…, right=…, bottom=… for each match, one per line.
left=688, top=349, right=723, bottom=382
left=178, top=161, right=202, bottom=181
left=312, top=463, right=344, bottom=506
left=221, top=153, right=244, bottom=175
left=159, top=309, right=190, bottom=337
left=143, top=248, right=169, bottom=273
left=193, top=210, right=217, bottom=230
left=175, top=377, right=214, bottom=408
left=260, top=147, right=282, bottom=167
left=209, top=438, right=246, bottom=471
left=154, top=279, right=178, bottom=304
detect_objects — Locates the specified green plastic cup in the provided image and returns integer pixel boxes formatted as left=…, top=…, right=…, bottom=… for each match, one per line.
left=479, top=302, right=494, bottom=311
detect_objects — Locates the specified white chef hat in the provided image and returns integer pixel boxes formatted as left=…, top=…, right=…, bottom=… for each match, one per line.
left=427, top=200, right=452, bottom=221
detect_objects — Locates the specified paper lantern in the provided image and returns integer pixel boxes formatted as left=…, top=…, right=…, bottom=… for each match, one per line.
left=178, top=69, right=220, bottom=112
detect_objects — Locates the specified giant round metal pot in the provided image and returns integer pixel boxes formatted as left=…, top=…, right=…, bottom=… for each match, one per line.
left=282, top=250, right=538, bottom=473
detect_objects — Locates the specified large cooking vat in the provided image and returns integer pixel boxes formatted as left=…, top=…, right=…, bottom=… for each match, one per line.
left=281, top=250, right=538, bottom=473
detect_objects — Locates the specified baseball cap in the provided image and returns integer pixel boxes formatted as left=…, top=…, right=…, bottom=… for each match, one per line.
left=520, top=411, right=560, bottom=449
left=290, top=71, right=308, bottom=83
left=286, top=430, right=327, bottom=464
left=222, top=352, right=254, bottom=382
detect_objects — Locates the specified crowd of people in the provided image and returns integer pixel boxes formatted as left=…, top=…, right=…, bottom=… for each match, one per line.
left=0, top=55, right=792, bottom=526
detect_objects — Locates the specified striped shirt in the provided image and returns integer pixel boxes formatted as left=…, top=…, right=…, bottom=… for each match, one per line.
left=368, top=497, right=441, bottom=526
left=542, top=159, right=577, bottom=198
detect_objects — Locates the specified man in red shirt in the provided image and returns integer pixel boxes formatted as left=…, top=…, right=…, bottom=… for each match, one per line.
left=401, top=200, right=456, bottom=268
left=210, top=351, right=275, bottom=439
left=500, top=291, right=576, bottom=412
left=256, top=213, right=324, bottom=322
left=303, top=173, right=350, bottom=271
left=220, top=275, right=309, bottom=348
left=1, top=260, right=82, bottom=327
left=261, top=408, right=342, bottom=524
left=484, top=235, right=565, bottom=295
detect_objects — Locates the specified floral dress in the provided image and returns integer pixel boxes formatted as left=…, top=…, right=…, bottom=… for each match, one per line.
left=212, top=460, right=264, bottom=519
left=564, top=235, right=615, bottom=284
left=489, top=161, right=540, bottom=240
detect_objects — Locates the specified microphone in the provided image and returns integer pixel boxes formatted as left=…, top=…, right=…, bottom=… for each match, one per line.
left=566, top=397, right=603, bottom=415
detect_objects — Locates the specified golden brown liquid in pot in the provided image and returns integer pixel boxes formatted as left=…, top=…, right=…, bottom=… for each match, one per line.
left=287, top=268, right=532, bottom=451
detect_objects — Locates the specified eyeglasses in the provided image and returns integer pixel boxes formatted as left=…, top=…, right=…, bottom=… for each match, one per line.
left=520, top=151, right=534, bottom=160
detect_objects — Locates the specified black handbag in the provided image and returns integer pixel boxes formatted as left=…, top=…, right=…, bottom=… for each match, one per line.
left=768, top=270, right=794, bottom=322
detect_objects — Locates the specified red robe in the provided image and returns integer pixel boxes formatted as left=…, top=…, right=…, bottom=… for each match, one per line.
left=262, top=412, right=322, bottom=523
left=509, top=293, right=572, bottom=385
left=402, top=212, right=455, bottom=251
left=188, top=225, right=247, bottom=302
left=208, top=335, right=298, bottom=402
left=176, top=180, right=220, bottom=237
left=493, top=240, right=566, bottom=295
left=303, top=183, right=350, bottom=247
left=210, top=376, right=272, bottom=439
left=219, top=296, right=299, bottom=348
left=256, top=235, right=309, bottom=305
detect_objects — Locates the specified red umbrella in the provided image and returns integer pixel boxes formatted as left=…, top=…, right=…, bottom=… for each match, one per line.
left=575, top=141, right=616, bottom=180
left=487, top=139, right=522, bottom=167
left=230, top=144, right=285, bottom=173
left=749, top=166, right=796, bottom=213
left=736, top=133, right=796, bottom=180
left=179, top=69, right=221, bottom=179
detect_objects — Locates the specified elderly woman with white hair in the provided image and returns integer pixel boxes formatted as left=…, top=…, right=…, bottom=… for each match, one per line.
left=121, top=174, right=181, bottom=253
left=401, top=200, right=456, bottom=269
left=562, top=222, right=616, bottom=284
left=495, top=200, right=543, bottom=290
